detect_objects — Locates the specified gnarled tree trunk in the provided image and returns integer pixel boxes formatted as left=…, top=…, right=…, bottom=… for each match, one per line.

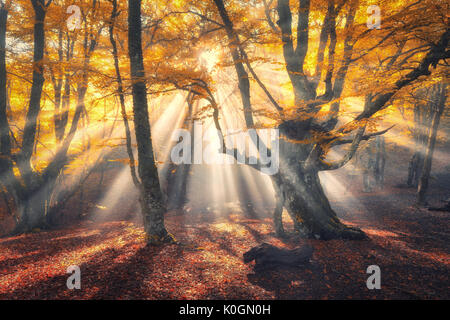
left=276, top=131, right=366, bottom=240
left=10, top=0, right=48, bottom=233
left=212, top=0, right=448, bottom=241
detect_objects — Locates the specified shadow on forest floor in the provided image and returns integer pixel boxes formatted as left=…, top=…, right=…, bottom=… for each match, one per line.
left=0, top=179, right=449, bottom=299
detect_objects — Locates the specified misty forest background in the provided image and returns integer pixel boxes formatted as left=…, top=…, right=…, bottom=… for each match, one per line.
left=0, top=0, right=449, bottom=299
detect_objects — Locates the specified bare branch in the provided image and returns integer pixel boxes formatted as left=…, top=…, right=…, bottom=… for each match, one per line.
left=331, top=125, right=395, bottom=147
left=317, top=126, right=366, bottom=171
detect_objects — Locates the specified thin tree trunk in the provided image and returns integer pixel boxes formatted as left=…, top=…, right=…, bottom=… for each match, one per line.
left=165, top=93, right=195, bottom=210
left=408, top=102, right=432, bottom=187
left=60, top=36, right=72, bottom=140
left=212, top=0, right=254, bottom=128
left=0, top=5, right=14, bottom=228
left=108, top=0, right=140, bottom=188
left=50, top=28, right=63, bottom=142
left=53, top=31, right=73, bottom=143
left=417, top=84, right=446, bottom=205
left=0, top=6, right=10, bottom=161
left=128, top=0, right=173, bottom=244
left=407, top=104, right=421, bottom=186
left=271, top=174, right=285, bottom=236
left=374, top=136, right=386, bottom=188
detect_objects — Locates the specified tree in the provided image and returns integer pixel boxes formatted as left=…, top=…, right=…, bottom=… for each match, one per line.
left=1, top=0, right=447, bottom=242
left=127, top=0, right=174, bottom=244
left=0, top=2, right=14, bottom=218
left=107, top=0, right=139, bottom=189
left=407, top=88, right=435, bottom=187
left=417, top=83, right=447, bottom=205
left=0, top=0, right=105, bottom=233
left=5, top=0, right=55, bottom=233
left=208, top=0, right=449, bottom=239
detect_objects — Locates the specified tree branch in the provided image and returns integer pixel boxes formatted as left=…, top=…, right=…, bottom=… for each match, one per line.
left=355, top=28, right=449, bottom=122
left=331, top=125, right=395, bottom=147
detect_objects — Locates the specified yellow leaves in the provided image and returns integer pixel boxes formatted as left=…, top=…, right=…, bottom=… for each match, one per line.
left=108, top=158, right=133, bottom=165
left=212, top=222, right=248, bottom=237
left=34, top=159, right=49, bottom=173
left=279, top=134, right=314, bottom=145
left=172, top=0, right=184, bottom=9
left=366, top=118, right=380, bottom=133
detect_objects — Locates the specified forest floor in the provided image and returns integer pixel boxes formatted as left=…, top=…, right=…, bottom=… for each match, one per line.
left=0, top=177, right=449, bottom=300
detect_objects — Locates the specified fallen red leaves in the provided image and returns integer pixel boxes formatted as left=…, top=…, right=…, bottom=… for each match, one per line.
left=0, top=185, right=449, bottom=300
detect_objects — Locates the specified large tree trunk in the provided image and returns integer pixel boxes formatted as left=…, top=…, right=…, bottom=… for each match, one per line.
left=128, top=0, right=173, bottom=244
left=10, top=1, right=48, bottom=233
left=1, top=6, right=49, bottom=233
left=417, top=84, right=446, bottom=206
left=9, top=0, right=103, bottom=234
left=275, top=128, right=367, bottom=240
left=278, top=165, right=366, bottom=240
left=13, top=186, right=48, bottom=233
